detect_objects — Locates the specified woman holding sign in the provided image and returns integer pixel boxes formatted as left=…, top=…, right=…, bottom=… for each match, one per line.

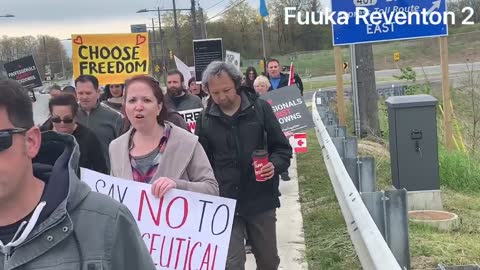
left=109, top=75, right=218, bottom=198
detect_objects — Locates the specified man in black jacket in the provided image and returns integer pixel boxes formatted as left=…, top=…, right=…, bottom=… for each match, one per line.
left=266, top=58, right=304, bottom=181
left=266, top=58, right=304, bottom=96
left=195, top=61, right=292, bottom=270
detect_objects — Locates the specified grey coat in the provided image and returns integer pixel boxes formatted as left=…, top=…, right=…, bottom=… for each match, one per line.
left=0, top=131, right=155, bottom=270
left=76, top=102, right=123, bottom=169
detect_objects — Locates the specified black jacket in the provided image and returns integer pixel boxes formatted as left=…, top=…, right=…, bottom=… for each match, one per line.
left=195, top=88, right=292, bottom=216
left=40, top=123, right=108, bottom=174
left=268, top=72, right=304, bottom=96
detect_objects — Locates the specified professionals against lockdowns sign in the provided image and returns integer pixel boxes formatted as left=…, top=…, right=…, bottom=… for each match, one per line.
left=4, top=55, right=42, bottom=89
left=81, top=168, right=236, bottom=270
left=72, top=33, right=149, bottom=85
left=260, top=85, right=314, bottom=133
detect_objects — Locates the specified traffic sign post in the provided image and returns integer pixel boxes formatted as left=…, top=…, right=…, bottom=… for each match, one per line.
left=131, top=24, right=147, bottom=33
left=332, top=0, right=448, bottom=46
left=394, top=52, right=400, bottom=62
left=334, top=47, right=346, bottom=126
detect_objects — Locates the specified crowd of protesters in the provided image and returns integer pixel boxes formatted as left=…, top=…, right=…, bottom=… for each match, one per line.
left=0, top=58, right=304, bottom=269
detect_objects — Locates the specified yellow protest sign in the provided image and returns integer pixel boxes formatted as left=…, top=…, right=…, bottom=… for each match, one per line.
left=72, top=33, right=149, bottom=85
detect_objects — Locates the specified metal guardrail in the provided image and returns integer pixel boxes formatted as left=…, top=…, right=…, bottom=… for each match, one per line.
left=311, top=91, right=403, bottom=270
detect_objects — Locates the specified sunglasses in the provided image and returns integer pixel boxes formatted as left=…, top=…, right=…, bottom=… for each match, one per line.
left=51, top=117, right=74, bottom=124
left=0, top=128, right=27, bottom=152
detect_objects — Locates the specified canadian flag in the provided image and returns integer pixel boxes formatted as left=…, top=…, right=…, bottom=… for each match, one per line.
left=290, top=133, right=307, bottom=153
left=288, top=62, right=295, bottom=86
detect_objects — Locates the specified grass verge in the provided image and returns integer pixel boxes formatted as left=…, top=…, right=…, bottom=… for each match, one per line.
left=298, top=107, right=480, bottom=268
left=297, top=129, right=360, bottom=269
left=361, top=145, right=480, bottom=269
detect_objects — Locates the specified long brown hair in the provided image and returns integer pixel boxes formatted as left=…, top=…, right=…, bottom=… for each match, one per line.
left=122, top=75, right=169, bottom=132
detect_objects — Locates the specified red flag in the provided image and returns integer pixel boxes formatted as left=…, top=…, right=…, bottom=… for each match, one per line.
left=288, top=62, right=295, bottom=86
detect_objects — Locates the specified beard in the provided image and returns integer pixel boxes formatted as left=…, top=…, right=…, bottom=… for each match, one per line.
left=167, top=86, right=184, bottom=97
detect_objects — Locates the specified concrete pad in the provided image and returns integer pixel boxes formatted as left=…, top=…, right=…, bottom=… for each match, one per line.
left=246, top=154, right=308, bottom=270
left=407, top=189, right=443, bottom=211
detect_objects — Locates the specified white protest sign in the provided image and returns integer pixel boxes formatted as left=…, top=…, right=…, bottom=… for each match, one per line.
left=81, top=168, right=236, bottom=270
left=175, top=56, right=193, bottom=88
left=179, top=108, right=203, bottom=133
left=225, top=50, right=240, bottom=71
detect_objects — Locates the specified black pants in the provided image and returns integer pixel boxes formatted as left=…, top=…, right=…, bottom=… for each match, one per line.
left=226, top=209, right=280, bottom=270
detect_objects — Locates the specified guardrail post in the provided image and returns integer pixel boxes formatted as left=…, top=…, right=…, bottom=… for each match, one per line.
left=361, top=190, right=411, bottom=270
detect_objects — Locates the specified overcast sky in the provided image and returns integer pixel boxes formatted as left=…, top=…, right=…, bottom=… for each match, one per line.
left=0, top=0, right=330, bottom=37
left=0, top=0, right=329, bottom=56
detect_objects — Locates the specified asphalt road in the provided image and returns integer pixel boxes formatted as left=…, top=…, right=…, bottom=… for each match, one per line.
left=302, top=61, right=480, bottom=83
left=303, top=71, right=477, bottom=102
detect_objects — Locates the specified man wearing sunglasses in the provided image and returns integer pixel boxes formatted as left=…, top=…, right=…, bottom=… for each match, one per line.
left=0, top=79, right=156, bottom=269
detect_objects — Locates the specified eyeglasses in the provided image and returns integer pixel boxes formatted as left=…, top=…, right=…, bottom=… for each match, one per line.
left=0, top=128, right=27, bottom=152
left=248, top=72, right=255, bottom=75
left=51, top=116, right=74, bottom=124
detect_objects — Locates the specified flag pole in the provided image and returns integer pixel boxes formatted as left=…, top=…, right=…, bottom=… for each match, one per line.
left=261, top=17, right=267, bottom=75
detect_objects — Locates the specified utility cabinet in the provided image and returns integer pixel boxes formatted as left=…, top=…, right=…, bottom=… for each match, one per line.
left=386, top=94, right=440, bottom=191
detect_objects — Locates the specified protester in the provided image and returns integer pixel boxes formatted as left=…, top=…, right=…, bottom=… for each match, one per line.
left=62, top=85, right=77, bottom=100
left=244, top=66, right=258, bottom=89
left=188, top=77, right=209, bottom=108
left=121, top=78, right=189, bottom=133
left=195, top=61, right=292, bottom=270
left=41, top=94, right=108, bottom=174
left=253, top=75, right=271, bottom=95
left=266, top=59, right=304, bottom=96
left=101, top=84, right=124, bottom=114
left=49, top=84, right=62, bottom=99
left=109, top=75, right=218, bottom=198
left=166, top=70, right=203, bottom=111
left=75, top=75, right=123, bottom=170
left=41, top=85, right=77, bottom=129
left=0, top=79, right=156, bottom=270
left=266, top=59, right=303, bottom=181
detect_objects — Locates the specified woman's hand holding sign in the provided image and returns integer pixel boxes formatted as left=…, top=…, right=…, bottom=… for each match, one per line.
left=151, top=177, right=177, bottom=198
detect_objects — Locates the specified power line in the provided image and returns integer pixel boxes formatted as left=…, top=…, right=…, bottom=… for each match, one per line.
left=206, top=0, right=246, bottom=21
left=205, top=0, right=227, bottom=11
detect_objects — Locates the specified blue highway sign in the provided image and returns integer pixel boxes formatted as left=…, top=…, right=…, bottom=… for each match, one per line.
left=332, top=0, right=448, bottom=46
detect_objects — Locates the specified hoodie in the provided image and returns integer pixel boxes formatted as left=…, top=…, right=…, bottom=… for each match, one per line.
left=0, top=131, right=155, bottom=270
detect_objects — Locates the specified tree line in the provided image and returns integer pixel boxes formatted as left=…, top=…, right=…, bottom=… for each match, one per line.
left=0, top=36, right=71, bottom=81
left=1, top=0, right=477, bottom=79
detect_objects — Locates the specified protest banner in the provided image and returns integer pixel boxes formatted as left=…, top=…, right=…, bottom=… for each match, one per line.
left=72, top=33, right=149, bottom=85
left=193, top=39, right=223, bottom=82
left=260, top=85, right=314, bottom=133
left=179, top=108, right=203, bottom=133
left=4, top=55, right=42, bottom=89
left=81, top=168, right=236, bottom=270
left=225, top=50, right=240, bottom=71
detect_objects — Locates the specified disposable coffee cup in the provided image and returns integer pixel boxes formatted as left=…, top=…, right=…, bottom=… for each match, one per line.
left=252, top=150, right=269, bottom=182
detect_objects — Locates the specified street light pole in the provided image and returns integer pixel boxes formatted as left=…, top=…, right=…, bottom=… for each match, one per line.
left=157, top=7, right=167, bottom=83
left=172, top=0, right=181, bottom=59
